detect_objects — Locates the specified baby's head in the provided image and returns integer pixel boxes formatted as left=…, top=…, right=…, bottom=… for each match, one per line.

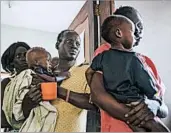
left=51, top=56, right=59, bottom=72
left=26, top=47, right=52, bottom=71
left=101, top=15, right=135, bottom=49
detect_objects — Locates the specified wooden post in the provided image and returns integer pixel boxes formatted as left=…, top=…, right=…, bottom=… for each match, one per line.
left=99, top=0, right=115, bottom=44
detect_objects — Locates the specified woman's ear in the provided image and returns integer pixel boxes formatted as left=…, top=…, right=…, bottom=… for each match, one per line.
left=116, top=28, right=122, bottom=38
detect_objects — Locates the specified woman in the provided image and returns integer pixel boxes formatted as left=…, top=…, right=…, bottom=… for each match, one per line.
left=1, top=42, right=30, bottom=131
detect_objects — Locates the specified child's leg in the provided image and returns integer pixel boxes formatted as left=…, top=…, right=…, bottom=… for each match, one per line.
left=142, top=117, right=170, bottom=132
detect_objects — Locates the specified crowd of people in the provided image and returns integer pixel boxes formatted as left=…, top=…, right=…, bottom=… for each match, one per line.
left=1, top=6, right=170, bottom=132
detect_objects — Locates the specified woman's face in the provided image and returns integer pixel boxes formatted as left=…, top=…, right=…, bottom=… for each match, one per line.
left=13, top=46, right=28, bottom=73
left=133, top=20, right=143, bottom=47
left=128, top=12, right=143, bottom=47
left=58, top=32, right=81, bottom=61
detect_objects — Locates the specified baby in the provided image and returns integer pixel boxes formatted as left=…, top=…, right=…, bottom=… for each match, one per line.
left=26, top=47, right=53, bottom=76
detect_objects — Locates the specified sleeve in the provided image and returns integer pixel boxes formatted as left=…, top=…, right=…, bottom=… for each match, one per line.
left=90, top=53, right=103, bottom=71
left=131, top=56, right=162, bottom=103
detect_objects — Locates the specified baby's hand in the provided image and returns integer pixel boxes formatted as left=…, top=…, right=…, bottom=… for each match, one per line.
left=31, top=73, right=45, bottom=86
left=26, top=84, right=42, bottom=106
left=58, top=71, right=71, bottom=78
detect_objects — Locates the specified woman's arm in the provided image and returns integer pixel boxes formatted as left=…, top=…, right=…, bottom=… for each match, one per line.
left=35, top=73, right=98, bottom=110
left=85, top=67, right=96, bottom=86
left=22, top=74, right=97, bottom=118
left=90, top=72, right=130, bottom=121
left=90, top=72, right=158, bottom=127
left=57, top=86, right=97, bottom=111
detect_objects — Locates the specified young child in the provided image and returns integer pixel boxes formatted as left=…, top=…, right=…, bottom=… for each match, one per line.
left=3, top=47, right=57, bottom=132
left=85, top=15, right=169, bottom=132
left=26, top=47, right=53, bottom=76
left=51, top=56, right=59, bottom=74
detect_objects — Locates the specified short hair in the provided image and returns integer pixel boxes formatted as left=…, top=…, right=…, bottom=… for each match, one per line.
left=114, top=6, right=142, bottom=25
left=55, top=29, right=79, bottom=49
left=26, top=47, right=49, bottom=68
left=101, top=15, right=133, bottom=44
left=1, top=42, right=30, bottom=73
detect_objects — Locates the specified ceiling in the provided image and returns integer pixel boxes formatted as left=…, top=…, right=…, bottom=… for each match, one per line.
left=1, top=1, right=86, bottom=33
